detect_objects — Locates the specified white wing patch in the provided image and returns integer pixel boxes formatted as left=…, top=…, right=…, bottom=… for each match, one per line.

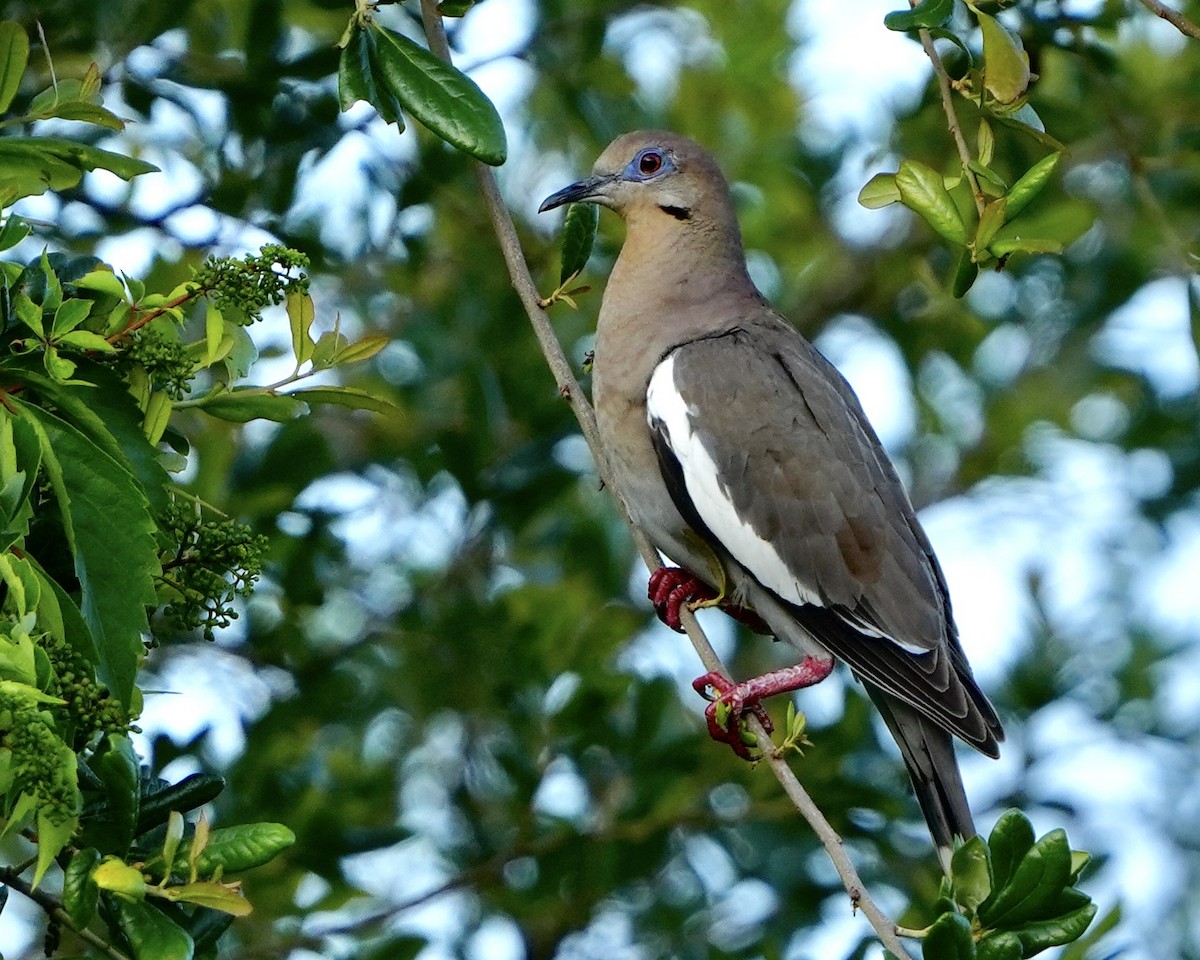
left=646, top=354, right=823, bottom=608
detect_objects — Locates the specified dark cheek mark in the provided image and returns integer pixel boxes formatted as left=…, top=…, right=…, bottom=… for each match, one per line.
left=659, top=205, right=692, bottom=221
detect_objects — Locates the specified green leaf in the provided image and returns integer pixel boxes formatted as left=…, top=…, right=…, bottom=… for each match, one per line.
left=559, top=202, right=599, bottom=284
left=286, top=291, right=315, bottom=366
left=199, top=389, right=308, bottom=423
left=0, top=21, right=29, bottom=114
left=974, top=932, right=1022, bottom=960
left=0, top=138, right=158, bottom=180
left=51, top=297, right=96, bottom=335
left=287, top=386, right=401, bottom=415
left=974, top=197, right=1008, bottom=254
left=980, top=828, right=1072, bottom=927
left=367, top=23, right=507, bottom=165
left=112, top=896, right=195, bottom=960
left=203, top=302, right=224, bottom=366
left=74, top=267, right=128, bottom=299
left=1003, top=153, right=1061, bottom=221
left=137, top=772, right=225, bottom=835
left=986, top=810, right=1036, bottom=895
left=335, top=333, right=390, bottom=365
left=311, top=330, right=349, bottom=370
left=91, top=733, right=141, bottom=855
left=884, top=0, right=954, bottom=31
left=153, top=881, right=252, bottom=916
left=858, top=172, right=902, bottom=209
left=19, top=402, right=159, bottom=707
left=922, top=911, right=976, bottom=960
left=222, top=323, right=258, bottom=379
left=171, top=821, right=295, bottom=876
left=1011, top=902, right=1097, bottom=954
left=951, top=836, right=992, bottom=912
left=63, top=847, right=102, bottom=928
left=94, top=857, right=148, bottom=898
left=952, top=247, right=979, bottom=297
left=895, top=159, right=970, bottom=246
left=338, top=24, right=405, bottom=128
left=977, top=120, right=995, bottom=167
left=16, top=365, right=172, bottom=515
left=989, top=237, right=1062, bottom=257
left=37, top=101, right=125, bottom=130
left=35, top=795, right=79, bottom=887
left=59, top=329, right=116, bottom=353
left=0, top=214, right=30, bottom=251
left=977, top=11, right=1030, bottom=104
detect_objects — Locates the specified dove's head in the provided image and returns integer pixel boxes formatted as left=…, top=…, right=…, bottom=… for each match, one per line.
left=539, top=131, right=740, bottom=233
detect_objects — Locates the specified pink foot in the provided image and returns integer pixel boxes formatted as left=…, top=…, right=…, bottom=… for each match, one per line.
left=648, top=567, right=715, bottom=632
left=647, top=567, right=771, bottom=634
left=693, top=657, right=836, bottom=759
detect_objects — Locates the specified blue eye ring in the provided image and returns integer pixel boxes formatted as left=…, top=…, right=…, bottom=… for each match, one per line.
left=626, top=147, right=673, bottom=181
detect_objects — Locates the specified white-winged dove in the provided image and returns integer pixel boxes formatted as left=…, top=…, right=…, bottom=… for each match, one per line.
left=540, top=131, right=1003, bottom=866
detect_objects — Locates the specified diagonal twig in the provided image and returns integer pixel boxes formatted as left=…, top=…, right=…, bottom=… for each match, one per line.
left=416, top=4, right=915, bottom=956
left=1137, top=0, right=1200, bottom=40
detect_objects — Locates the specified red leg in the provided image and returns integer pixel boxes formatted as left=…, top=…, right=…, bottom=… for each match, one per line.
left=693, top=657, right=836, bottom=759
left=647, top=567, right=771, bottom=635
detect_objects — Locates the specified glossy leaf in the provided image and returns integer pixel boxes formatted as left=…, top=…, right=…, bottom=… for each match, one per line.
left=980, top=828, right=1072, bottom=927
left=977, top=11, right=1031, bottom=104
left=884, top=0, right=954, bottom=31
left=199, top=389, right=308, bottom=423
left=171, top=821, right=296, bottom=876
left=0, top=21, right=29, bottom=114
left=112, top=896, right=195, bottom=960
left=367, top=23, right=506, bottom=165
left=974, top=932, right=1022, bottom=960
left=952, top=247, right=979, bottom=297
left=951, top=836, right=992, bottom=912
left=338, top=24, right=405, bottom=128
left=987, top=809, right=1036, bottom=895
left=974, top=197, right=1008, bottom=254
left=922, top=911, right=976, bottom=960
left=288, top=386, right=402, bottom=415
left=1004, top=153, right=1061, bottom=221
left=858, top=172, right=901, bottom=208
left=895, top=159, right=970, bottom=245
left=91, top=733, right=141, bottom=855
left=559, top=202, right=599, bottom=284
left=63, top=847, right=102, bottom=928
left=1012, top=903, right=1098, bottom=954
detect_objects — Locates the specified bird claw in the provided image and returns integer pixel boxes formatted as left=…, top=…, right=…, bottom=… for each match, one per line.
left=647, top=567, right=771, bottom=634
left=648, top=567, right=716, bottom=632
left=693, top=672, right=773, bottom=759
left=691, top=658, right=837, bottom=761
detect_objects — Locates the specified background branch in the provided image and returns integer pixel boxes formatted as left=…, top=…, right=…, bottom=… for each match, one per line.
left=0, top=867, right=132, bottom=960
left=418, top=3, right=915, bottom=955
left=1137, top=0, right=1200, bottom=39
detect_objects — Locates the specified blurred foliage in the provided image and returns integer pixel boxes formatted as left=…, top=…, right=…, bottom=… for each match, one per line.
left=2, top=0, right=1199, bottom=958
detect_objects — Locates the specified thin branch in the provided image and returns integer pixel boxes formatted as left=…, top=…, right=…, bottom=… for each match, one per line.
left=416, top=4, right=914, bottom=957
left=918, top=27, right=986, bottom=216
left=0, top=867, right=132, bottom=960
left=1137, top=0, right=1200, bottom=39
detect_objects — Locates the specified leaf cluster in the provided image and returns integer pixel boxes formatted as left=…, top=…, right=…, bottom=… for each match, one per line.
left=914, top=811, right=1097, bottom=960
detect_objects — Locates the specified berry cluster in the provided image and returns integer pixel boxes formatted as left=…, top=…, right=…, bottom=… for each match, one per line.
left=156, top=498, right=269, bottom=640
left=126, top=328, right=195, bottom=399
left=192, top=243, right=310, bottom=323
left=38, top=633, right=130, bottom=748
left=0, top=691, right=76, bottom=823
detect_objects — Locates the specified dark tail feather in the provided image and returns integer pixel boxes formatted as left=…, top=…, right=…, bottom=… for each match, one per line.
left=866, top=687, right=975, bottom=873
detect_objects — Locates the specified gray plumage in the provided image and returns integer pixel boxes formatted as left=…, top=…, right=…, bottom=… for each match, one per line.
left=540, top=131, right=1003, bottom=859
